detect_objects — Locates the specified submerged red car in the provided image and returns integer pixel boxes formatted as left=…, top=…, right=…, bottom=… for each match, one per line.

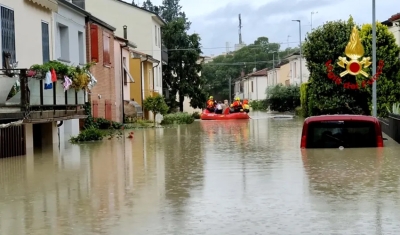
left=300, top=115, right=384, bottom=148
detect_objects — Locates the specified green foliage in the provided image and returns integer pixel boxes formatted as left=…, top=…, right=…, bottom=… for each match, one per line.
left=387, top=103, right=400, bottom=115
left=143, top=94, right=169, bottom=123
left=191, top=111, right=200, bottom=119
left=83, top=102, right=96, bottom=129
left=359, top=23, right=400, bottom=117
left=249, top=100, right=268, bottom=111
left=141, top=0, right=206, bottom=111
left=303, top=17, right=400, bottom=117
left=266, top=84, right=300, bottom=112
left=94, top=117, right=124, bottom=130
left=300, top=82, right=309, bottom=117
left=70, top=127, right=104, bottom=143
left=161, top=112, right=194, bottom=125
left=201, top=37, right=299, bottom=101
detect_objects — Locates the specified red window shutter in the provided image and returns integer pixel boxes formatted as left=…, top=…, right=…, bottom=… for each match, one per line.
left=103, top=32, right=110, bottom=65
left=90, top=24, right=99, bottom=62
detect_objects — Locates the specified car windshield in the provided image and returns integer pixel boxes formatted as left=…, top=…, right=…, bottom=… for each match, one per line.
left=306, top=121, right=377, bottom=148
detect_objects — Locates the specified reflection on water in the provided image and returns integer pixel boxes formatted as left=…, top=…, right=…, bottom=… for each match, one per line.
left=1, top=111, right=400, bottom=234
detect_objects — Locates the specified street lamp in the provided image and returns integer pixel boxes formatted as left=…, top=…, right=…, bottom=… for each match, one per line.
left=311, top=11, right=318, bottom=31
left=372, top=0, right=377, bottom=117
left=292, top=20, right=303, bottom=84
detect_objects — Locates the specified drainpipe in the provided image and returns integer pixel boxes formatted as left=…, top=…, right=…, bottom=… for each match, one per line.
left=120, top=25, right=129, bottom=123
left=141, top=55, right=149, bottom=103
left=152, top=61, right=160, bottom=92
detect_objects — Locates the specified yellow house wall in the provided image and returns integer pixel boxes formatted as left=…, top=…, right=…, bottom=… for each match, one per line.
left=129, top=58, right=142, bottom=106
left=278, top=63, right=291, bottom=85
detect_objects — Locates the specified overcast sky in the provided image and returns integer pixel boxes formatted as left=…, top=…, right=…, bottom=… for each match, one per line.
left=125, top=0, right=398, bottom=56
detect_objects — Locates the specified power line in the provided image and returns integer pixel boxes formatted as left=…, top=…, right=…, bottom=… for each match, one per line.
left=133, top=41, right=302, bottom=52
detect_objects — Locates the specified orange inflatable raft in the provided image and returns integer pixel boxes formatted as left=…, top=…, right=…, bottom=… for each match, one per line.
left=200, top=108, right=250, bottom=120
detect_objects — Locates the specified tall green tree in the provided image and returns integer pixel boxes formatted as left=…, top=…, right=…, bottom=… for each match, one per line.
left=201, top=37, right=298, bottom=101
left=303, top=16, right=400, bottom=117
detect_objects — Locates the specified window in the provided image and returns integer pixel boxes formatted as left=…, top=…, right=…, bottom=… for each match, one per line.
left=41, top=22, right=50, bottom=63
left=251, top=81, right=253, bottom=92
left=103, top=32, right=111, bottom=65
left=58, top=24, right=69, bottom=61
left=78, top=31, right=84, bottom=64
left=122, top=58, right=134, bottom=85
left=1, top=6, right=16, bottom=67
left=123, top=57, right=127, bottom=85
left=155, top=25, right=157, bottom=46
left=307, top=121, right=377, bottom=148
left=90, top=24, right=99, bottom=62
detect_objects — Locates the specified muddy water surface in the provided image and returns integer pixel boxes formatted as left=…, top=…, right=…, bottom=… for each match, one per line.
left=1, top=111, right=400, bottom=234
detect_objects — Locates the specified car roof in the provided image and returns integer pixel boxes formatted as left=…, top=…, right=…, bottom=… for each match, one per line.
left=304, top=115, right=379, bottom=124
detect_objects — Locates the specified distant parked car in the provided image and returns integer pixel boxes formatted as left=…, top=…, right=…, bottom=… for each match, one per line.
left=300, top=115, right=384, bottom=148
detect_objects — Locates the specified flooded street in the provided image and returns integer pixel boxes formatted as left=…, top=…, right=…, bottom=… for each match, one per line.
left=1, top=111, right=400, bottom=234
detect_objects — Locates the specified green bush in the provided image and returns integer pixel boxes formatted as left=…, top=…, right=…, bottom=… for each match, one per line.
left=249, top=100, right=268, bottom=111
left=303, top=16, right=400, bottom=117
left=192, top=111, right=201, bottom=119
left=300, top=82, right=309, bottom=117
left=161, top=112, right=194, bottom=125
left=143, top=94, right=169, bottom=124
left=94, top=117, right=123, bottom=130
left=266, top=84, right=300, bottom=112
left=70, top=127, right=104, bottom=143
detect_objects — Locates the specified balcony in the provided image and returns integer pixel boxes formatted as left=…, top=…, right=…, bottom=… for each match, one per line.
left=0, top=69, right=86, bottom=122
left=161, top=45, right=168, bottom=64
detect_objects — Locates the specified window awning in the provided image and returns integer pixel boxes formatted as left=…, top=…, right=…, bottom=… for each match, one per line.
left=27, top=0, right=58, bottom=11
left=123, top=63, right=134, bottom=83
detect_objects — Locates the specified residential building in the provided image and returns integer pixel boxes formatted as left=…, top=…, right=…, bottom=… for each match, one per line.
left=86, top=14, right=131, bottom=123
left=277, top=60, right=290, bottom=85
left=53, top=0, right=89, bottom=140
left=382, top=14, right=400, bottom=47
left=267, top=65, right=280, bottom=87
left=285, top=52, right=310, bottom=85
left=129, top=49, right=160, bottom=120
left=114, top=35, right=135, bottom=121
left=243, top=68, right=268, bottom=101
left=0, top=0, right=93, bottom=158
left=84, top=0, right=167, bottom=104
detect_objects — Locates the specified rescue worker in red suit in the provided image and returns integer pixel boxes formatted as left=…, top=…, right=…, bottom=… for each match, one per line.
left=206, top=96, right=215, bottom=112
left=230, top=97, right=243, bottom=113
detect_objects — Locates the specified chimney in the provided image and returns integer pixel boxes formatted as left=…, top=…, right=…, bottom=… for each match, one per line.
left=123, top=25, right=127, bottom=39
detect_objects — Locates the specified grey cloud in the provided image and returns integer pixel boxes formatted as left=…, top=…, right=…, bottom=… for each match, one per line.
left=190, top=0, right=398, bottom=56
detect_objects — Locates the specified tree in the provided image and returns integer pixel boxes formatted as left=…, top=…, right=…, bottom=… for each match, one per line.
left=303, top=16, right=400, bottom=117
left=266, top=84, right=300, bottom=112
left=143, top=94, right=169, bottom=124
left=200, top=37, right=298, bottom=101
left=162, top=18, right=206, bottom=111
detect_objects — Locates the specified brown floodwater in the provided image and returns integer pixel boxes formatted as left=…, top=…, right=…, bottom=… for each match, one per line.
left=1, top=111, right=400, bottom=234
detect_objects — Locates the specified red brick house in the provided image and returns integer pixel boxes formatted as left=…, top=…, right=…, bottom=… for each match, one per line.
left=85, top=15, right=117, bottom=121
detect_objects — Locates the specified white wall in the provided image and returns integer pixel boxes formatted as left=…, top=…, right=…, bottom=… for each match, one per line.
left=54, top=3, right=86, bottom=139
left=289, top=57, right=309, bottom=85
left=53, top=3, right=86, bottom=65
left=0, top=0, right=53, bottom=67
left=247, top=76, right=268, bottom=100
left=267, top=69, right=279, bottom=87
left=388, top=22, right=400, bottom=46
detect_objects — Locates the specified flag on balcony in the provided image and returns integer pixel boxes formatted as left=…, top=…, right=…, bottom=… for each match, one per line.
left=51, top=69, right=57, bottom=82
left=63, top=76, right=72, bottom=92
left=44, top=71, right=52, bottom=89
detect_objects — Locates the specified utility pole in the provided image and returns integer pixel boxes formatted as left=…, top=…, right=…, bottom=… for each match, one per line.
left=311, top=11, right=318, bottom=31
left=292, top=20, right=303, bottom=84
left=238, top=14, right=243, bottom=44
left=372, top=0, right=377, bottom=117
